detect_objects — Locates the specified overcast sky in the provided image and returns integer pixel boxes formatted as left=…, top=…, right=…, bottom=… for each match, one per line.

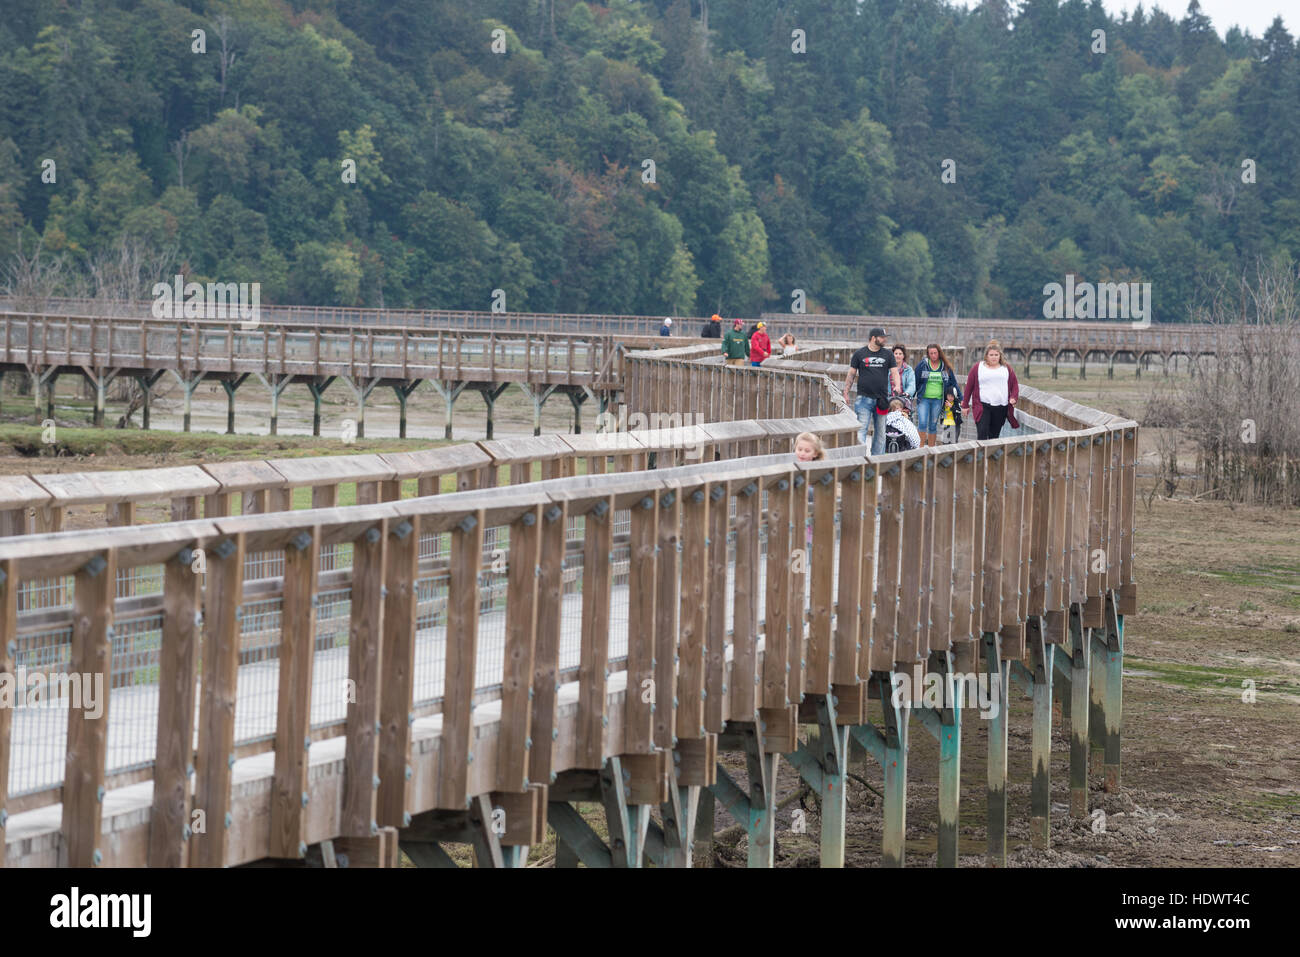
left=954, top=1, right=1291, bottom=38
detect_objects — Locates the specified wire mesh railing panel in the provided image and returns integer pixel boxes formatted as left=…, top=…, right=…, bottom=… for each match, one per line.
left=557, top=543, right=585, bottom=676
left=233, top=595, right=283, bottom=745
left=474, top=528, right=509, bottom=694
left=412, top=571, right=450, bottom=708
left=18, top=576, right=72, bottom=613
left=5, top=625, right=74, bottom=796
left=310, top=586, right=352, bottom=729
left=106, top=613, right=163, bottom=774
left=116, top=564, right=163, bottom=600
left=608, top=531, right=631, bottom=669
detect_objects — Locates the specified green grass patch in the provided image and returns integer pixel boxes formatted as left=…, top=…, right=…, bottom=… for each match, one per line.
left=1201, top=562, right=1300, bottom=591
left=0, top=423, right=457, bottom=460
left=1124, top=655, right=1298, bottom=698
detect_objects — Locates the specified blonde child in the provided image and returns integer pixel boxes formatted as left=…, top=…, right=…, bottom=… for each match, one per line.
left=794, top=432, right=826, bottom=544
left=794, top=431, right=826, bottom=462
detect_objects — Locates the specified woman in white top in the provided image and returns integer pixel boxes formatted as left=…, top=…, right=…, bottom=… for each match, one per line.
left=778, top=333, right=797, bottom=356
left=961, top=340, right=1021, bottom=440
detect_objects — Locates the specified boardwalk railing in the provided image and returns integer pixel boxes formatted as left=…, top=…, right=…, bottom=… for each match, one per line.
left=2, top=297, right=1247, bottom=365
left=0, top=338, right=1136, bottom=869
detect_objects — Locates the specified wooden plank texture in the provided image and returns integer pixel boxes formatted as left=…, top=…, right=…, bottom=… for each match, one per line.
left=270, top=526, right=321, bottom=858
left=438, top=509, right=485, bottom=808
left=193, top=534, right=243, bottom=868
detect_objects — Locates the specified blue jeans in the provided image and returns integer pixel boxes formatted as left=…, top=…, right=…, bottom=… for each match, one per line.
left=854, top=395, right=888, bottom=454
left=915, top=396, right=943, bottom=435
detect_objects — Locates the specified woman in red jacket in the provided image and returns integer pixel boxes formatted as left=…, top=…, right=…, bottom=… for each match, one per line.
left=749, top=321, right=771, bottom=366
left=962, top=339, right=1020, bottom=440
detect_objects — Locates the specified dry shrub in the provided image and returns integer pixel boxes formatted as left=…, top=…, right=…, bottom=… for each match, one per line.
left=1171, top=256, right=1300, bottom=506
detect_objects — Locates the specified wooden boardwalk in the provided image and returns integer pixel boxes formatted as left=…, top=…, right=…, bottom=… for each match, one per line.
left=3, top=296, right=1241, bottom=372
left=0, top=333, right=1134, bottom=869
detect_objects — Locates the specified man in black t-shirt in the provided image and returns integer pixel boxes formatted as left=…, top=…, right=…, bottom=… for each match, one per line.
left=842, top=326, right=900, bottom=454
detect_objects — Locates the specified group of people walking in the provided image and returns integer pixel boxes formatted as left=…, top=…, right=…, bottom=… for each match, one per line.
left=843, top=325, right=1020, bottom=451
left=664, top=314, right=1020, bottom=451
left=700, top=314, right=797, bottom=366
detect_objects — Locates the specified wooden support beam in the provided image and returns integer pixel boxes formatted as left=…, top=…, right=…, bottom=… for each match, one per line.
left=378, top=516, right=418, bottom=827
left=704, top=484, right=729, bottom=732
left=833, top=464, right=865, bottom=685
left=951, top=448, right=977, bottom=643
left=737, top=721, right=780, bottom=869
left=676, top=482, right=709, bottom=739
left=401, top=839, right=460, bottom=868
left=149, top=544, right=202, bottom=867
left=490, top=784, right=548, bottom=846
left=625, top=493, right=657, bottom=752
left=674, top=734, right=717, bottom=787
left=193, top=534, right=244, bottom=868
left=1068, top=603, right=1091, bottom=819
left=334, top=827, right=400, bottom=868
left=1102, top=591, right=1123, bottom=793
left=653, top=486, right=680, bottom=750
left=871, top=463, right=904, bottom=671
left=984, top=630, right=1010, bottom=868
left=547, top=801, right=613, bottom=868
left=1027, top=620, right=1054, bottom=849
left=0, top=559, right=16, bottom=867
left=341, top=519, right=385, bottom=839
left=807, top=467, right=837, bottom=694
left=529, top=503, right=566, bottom=786
left=621, top=750, right=670, bottom=806
left=762, top=471, right=793, bottom=707
left=788, top=472, right=808, bottom=696
left=600, top=757, right=648, bottom=867
left=759, top=704, right=798, bottom=754
left=896, top=454, right=929, bottom=665
left=880, top=684, right=908, bottom=869
left=270, top=525, right=320, bottom=859
left=468, top=794, right=505, bottom=868
left=730, top=478, right=761, bottom=722
left=439, top=509, right=485, bottom=809
left=577, top=497, right=614, bottom=768
left=982, top=446, right=1007, bottom=636
left=814, top=694, right=850, bottom=868
left=499, top=506, right=541, bottom=791
left=929, top=451, right=957, bottom=660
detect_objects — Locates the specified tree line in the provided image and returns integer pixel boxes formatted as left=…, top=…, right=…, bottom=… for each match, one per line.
left=0, top=0, right=1296, bottom=321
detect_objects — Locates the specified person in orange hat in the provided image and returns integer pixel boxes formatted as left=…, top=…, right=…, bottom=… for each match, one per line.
left=701, top=313, right=722, bottom=338
left=749, top=321, right=771, bottom=366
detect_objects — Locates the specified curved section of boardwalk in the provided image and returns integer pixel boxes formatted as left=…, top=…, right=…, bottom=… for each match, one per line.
left=0, top=335, right=1135, bottom=869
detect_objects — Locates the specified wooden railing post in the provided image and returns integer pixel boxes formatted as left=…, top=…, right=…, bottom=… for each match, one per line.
left=193, top=533, right=244, bottom=867
left=341, top=518, right=386, bottom=839
left=625, top=493, right=658, bottom=753
left=498, top=506, right=542, bottom=792
left=149, top=541, right=203, bottom=867
left=269, top=526, right=321, bottom=859
left=438, top=508, right=485, bottom=809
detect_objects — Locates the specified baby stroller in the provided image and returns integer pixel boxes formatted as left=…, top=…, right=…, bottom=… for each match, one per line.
left=883, top=394, right=915, bottom=453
